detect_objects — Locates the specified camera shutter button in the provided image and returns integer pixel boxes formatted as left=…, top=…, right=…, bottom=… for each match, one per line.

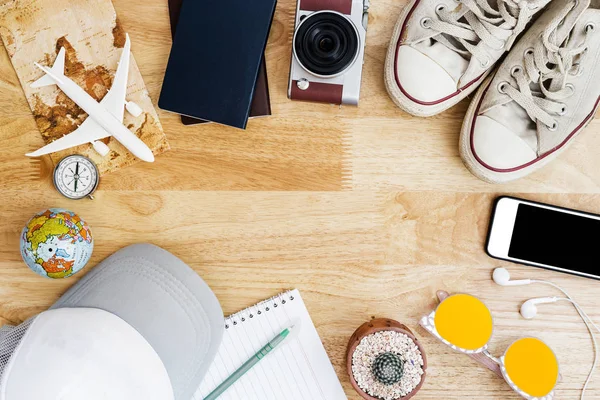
left=297, top=79, right=310, bottom=90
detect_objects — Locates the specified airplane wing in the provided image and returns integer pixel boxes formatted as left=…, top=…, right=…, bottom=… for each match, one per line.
left=25, top=117, right=111, bottom=157
left=99, top=33, right=131, bottom=122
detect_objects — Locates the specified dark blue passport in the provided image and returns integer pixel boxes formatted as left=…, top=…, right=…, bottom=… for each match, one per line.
left=159, top=0, right=277, bottom=129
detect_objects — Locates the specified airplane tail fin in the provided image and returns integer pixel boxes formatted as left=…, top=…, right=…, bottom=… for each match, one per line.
left=31, top=48, right=66, bottom=88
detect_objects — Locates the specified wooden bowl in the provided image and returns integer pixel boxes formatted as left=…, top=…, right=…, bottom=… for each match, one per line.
left=346, top=318, right=427, bottom=400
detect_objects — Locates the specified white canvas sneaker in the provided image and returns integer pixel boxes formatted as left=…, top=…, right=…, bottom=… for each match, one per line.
left=460, top=0, right=600, bottom=183
left=385, top=0, right=550, bottom=117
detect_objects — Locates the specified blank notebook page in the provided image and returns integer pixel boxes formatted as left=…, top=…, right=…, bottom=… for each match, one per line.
left=194, top=289, right=347, bottom=400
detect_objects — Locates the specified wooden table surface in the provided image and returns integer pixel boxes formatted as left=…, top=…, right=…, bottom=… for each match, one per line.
left=1, top=0, right=600, bottom=399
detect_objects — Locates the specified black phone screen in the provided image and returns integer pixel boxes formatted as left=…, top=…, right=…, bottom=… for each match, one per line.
left=508, top=204, right=600, bottom=275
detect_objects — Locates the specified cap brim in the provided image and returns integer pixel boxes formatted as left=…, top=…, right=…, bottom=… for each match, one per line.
left=51, top=244, right=223, bottom=400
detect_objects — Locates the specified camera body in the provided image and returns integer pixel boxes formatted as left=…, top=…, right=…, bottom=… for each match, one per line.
left=288, top=0, right=369, bottom=105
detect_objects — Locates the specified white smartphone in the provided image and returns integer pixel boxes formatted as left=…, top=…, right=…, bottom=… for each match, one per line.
left=487, top=196, right=600, bottom=280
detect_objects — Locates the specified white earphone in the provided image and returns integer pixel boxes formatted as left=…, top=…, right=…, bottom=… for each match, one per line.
left=492, top=267, right=532, bottom=287
left=492, top=267, right=598, bottom=399
left=519, top=296, right=560, bottom=319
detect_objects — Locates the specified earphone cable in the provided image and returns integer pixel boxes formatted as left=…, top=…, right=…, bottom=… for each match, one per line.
left=534, top=281, right=600, bottom=333
left=533, top=280, right=598, bottom=400
left=555, top=298, right=598, bottom=400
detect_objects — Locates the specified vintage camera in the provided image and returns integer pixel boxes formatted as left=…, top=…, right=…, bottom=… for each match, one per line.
left=288, top=0, right=369, bottom=105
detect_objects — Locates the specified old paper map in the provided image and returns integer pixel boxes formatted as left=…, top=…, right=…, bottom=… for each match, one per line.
left=0, top=0, right=170, bottom=174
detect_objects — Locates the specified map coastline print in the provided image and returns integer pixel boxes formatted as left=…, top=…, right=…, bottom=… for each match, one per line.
left=0, top=0, right=170, bottom=174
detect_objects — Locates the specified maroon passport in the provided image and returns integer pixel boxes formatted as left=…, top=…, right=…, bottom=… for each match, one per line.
left=169, top=0, right=272, bottom=125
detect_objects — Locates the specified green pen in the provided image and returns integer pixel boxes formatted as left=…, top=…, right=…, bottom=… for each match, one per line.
left=203, top=326, right=294, bottom=400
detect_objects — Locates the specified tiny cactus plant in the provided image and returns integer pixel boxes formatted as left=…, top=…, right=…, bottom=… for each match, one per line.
left=372, top=352, right=404, bottom=385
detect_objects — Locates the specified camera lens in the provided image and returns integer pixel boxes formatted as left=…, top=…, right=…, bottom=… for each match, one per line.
left=294, top=11, right=359, bottom=76
left=319, top=37, right=335, bottom=52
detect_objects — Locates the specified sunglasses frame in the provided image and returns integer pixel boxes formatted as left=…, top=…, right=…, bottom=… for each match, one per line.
left=420, top=291, right=558, bottom=400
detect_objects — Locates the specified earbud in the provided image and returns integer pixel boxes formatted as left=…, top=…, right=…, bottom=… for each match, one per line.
left=494, top=267, right=599, bottom=397
left=492, top=267, right=532, bottom=286
left=520, top=297, right=560, bottom=319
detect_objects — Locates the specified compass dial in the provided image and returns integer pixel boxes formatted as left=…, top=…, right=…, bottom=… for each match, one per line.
left=53, top=155, right=99, bottom=200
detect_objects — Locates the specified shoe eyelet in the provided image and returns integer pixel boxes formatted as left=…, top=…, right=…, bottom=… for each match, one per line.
left=421, top=17, right=432, bottom=28
left=480, top=57, right=491, bottom=68
left=524, top=47, right=534, bottom=57
left=558, top=104, right=567, bottom=116
left=566, top=83, right=575, bottom=94
left=548, top=121, right=558, bottom=131
left=436, top=4, right=446, bottom=12
left=585, top=22, right=595, bottom=33
left=510, top=66, right=522, bottom=76
left=497, top=81, right=509, bottom=94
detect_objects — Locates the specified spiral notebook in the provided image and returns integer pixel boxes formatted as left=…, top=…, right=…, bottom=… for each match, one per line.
left=194, top=289, right=347, bottom=400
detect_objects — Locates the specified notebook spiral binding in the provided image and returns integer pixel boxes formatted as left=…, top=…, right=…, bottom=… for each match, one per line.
left=225, top=290, right=296, bottom=329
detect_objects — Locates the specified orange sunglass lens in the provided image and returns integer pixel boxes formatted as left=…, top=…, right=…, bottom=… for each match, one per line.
left=433, top=294, right=493, bottom=351
left=504, top=337, right=559, bottom=397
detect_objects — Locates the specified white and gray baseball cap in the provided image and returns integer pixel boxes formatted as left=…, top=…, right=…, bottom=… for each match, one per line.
left=0, top=244, right=224, bottom=400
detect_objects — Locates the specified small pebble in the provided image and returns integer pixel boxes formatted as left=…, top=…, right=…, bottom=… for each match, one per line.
left=352, top=331, right=424, bottom=400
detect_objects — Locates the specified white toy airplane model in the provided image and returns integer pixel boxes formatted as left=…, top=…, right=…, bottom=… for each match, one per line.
left=26, top=34, right=154, bottom=162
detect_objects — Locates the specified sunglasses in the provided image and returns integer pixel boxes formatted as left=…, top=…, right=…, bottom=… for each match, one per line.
left=420, top=293, right=559, bottom=400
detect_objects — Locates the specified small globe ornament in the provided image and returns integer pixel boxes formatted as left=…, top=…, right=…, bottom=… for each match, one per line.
left=20, top=208, right=93, bottom=279
left=372, top=352, right=405, bottom=385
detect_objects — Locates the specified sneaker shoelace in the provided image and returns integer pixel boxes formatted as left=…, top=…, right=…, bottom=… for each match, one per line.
left=423, top=0, right=546, bottom=68
left=499, top=2, right=593, bottom=132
